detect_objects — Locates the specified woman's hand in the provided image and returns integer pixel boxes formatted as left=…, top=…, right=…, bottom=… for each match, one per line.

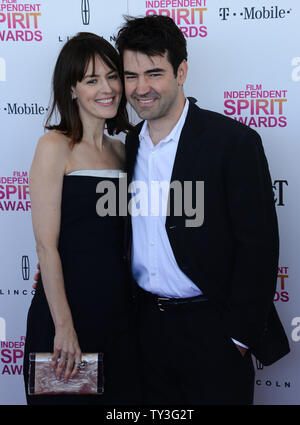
left=51, top=324, right=82, bottom=381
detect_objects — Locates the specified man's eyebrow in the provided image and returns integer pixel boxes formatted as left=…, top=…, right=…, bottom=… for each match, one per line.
left=145, top=68, right=165, bottom=74
left=124, top=68, right=165, bottom=75
left=123, top=70, right=137, bottom=76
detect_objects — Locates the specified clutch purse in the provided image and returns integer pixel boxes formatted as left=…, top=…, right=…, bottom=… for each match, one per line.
left=28, top=352, right=104, bottom=395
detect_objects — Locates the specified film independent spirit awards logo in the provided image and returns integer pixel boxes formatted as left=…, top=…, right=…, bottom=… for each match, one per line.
left=0, top=0, right=43, bottom=42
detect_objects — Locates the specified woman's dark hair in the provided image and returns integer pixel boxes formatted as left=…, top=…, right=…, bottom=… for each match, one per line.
left=45, top=32, right=132, bottom=142
left=115, top=15, right=187, bottom=76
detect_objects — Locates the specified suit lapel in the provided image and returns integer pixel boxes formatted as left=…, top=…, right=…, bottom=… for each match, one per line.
left=124, top=121, right=143, bottom=272
left=166, top=101, right=206, bottom=227
left=169, top=101, right=205, bottom=183
left=125, top=121, right=143, bottom=183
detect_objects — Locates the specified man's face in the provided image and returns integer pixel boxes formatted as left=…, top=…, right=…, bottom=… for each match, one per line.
left=123, top=50, right=186, bottom=123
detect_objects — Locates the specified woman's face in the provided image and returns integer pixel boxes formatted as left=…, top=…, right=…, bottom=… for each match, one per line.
left=71, top=55, right=122, bottom=123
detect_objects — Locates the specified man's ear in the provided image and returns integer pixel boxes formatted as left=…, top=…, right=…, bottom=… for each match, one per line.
left=177, top=60, right=188, bottom=86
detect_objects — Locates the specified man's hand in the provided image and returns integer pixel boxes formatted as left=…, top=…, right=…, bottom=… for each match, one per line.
left=32, top=263, right=40, bottom=289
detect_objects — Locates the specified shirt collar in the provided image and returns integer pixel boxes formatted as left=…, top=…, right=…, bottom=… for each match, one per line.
left=139, top=98, right=189, bottom=147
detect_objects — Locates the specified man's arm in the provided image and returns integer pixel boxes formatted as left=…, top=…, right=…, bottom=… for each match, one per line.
left=224, top=127, right=279, bottom=350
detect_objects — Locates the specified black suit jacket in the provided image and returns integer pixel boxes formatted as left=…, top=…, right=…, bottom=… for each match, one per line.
left=125, top=101, right=290, bottom=365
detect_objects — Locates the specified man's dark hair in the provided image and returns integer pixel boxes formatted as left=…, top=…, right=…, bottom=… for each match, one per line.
left=115, top=15, right=187, bottom=76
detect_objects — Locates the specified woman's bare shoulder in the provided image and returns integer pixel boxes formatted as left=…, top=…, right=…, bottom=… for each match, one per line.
left=31, top=131, right=72, bottom=175
left=37, top=130, right=71, bottom=152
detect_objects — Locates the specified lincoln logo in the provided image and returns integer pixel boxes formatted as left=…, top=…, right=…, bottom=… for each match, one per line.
left=81, top=0, right=90, bottom=25
left=22, top=255, right=30, bottom=280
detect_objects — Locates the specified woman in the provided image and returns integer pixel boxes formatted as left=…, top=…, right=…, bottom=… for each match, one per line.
left=23, top=32, right=140, bottom=405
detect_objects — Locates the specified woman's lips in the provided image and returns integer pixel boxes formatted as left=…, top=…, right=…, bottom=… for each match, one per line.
left=95, top=97, right=114, bottom=106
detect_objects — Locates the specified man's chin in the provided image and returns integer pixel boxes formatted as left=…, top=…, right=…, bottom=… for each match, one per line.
left=137, top=111, right=151, bottom=120
left=136, top=108, right=160, bottom=121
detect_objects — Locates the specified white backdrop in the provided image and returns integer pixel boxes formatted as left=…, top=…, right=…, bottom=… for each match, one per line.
left=0, top=0, right=299, bottom=405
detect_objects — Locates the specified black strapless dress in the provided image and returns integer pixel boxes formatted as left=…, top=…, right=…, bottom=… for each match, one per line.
left=23, top=171, right=141, bottom=405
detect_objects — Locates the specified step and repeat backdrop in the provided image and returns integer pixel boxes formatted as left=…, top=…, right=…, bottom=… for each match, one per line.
left=0, top=0, right=299, bottom=405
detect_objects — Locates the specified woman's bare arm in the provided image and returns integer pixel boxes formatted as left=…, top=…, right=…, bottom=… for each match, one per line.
left=30, top=132, right=81, bottom=381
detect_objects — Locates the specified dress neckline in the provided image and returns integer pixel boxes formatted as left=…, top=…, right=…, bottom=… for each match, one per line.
left=65, top=169, right=125, bottom=177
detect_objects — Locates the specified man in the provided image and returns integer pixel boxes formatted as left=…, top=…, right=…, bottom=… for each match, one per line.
left=115, top=15, right=290, bottom=405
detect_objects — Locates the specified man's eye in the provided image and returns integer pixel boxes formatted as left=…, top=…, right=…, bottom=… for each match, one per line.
left=150, top=73, right=162, bottom=77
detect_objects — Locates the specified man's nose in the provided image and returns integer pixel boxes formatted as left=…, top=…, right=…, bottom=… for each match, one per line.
left=135, top=77, right=150, bottom=96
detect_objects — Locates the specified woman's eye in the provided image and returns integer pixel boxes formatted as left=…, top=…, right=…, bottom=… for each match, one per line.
left=87, top=79, right=97, bottom=84
left=109, top=74, right=118, bottom=80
